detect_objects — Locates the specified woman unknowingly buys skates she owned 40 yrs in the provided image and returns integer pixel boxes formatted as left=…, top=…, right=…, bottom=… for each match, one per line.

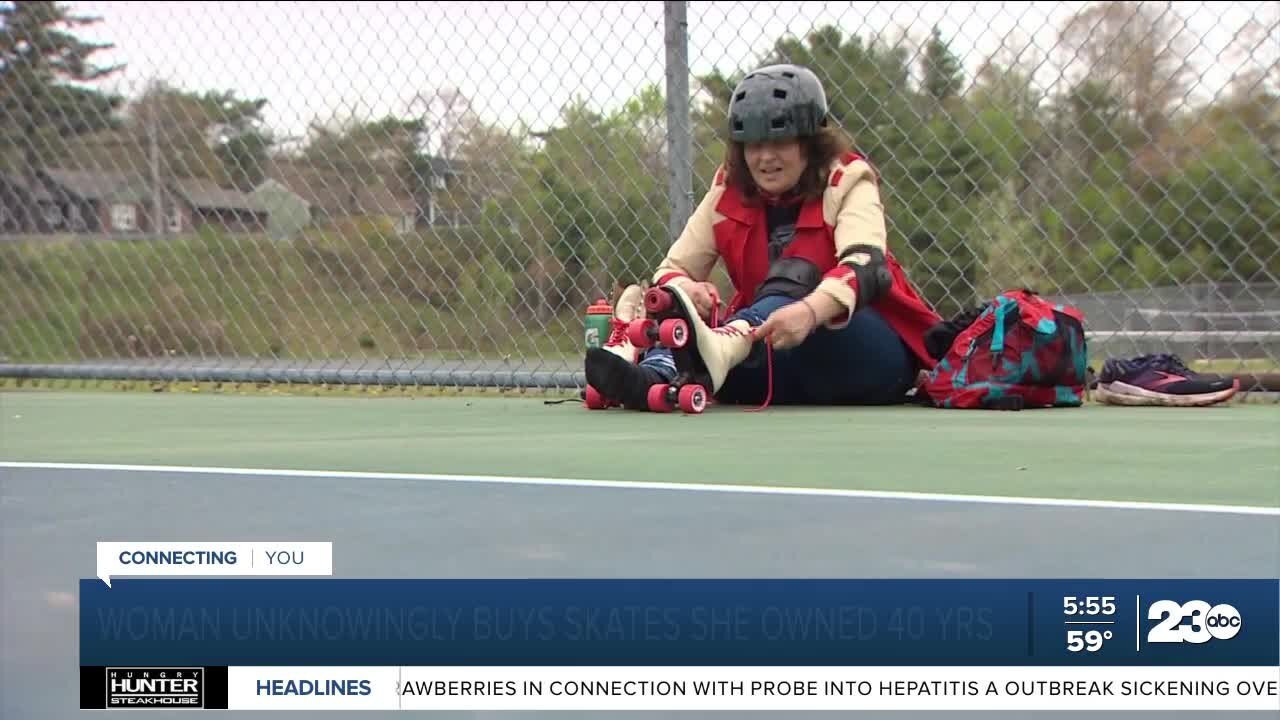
left=584, top=63, right=944, bottom=413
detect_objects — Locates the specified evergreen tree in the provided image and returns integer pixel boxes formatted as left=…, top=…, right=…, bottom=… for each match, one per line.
left=923, top=25, right=964, bottom=106
left=0, top=1, right=123, bottom=228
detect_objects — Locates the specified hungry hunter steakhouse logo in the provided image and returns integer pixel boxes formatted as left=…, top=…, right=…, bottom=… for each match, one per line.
left=106, top=667, right=204, bottom=708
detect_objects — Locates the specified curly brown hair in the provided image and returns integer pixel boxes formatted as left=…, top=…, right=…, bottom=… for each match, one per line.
left=722, top=125, right=854, bottom=204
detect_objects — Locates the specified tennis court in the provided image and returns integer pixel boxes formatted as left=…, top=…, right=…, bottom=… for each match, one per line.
left=2, top=389, right=1277, bottom=718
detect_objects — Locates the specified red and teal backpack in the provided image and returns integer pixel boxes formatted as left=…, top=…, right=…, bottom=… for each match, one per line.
left=920, top=289, right=1088, bottom=410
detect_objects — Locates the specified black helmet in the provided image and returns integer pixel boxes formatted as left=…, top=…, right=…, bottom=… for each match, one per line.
left=727, top=64, right=828, bottom=143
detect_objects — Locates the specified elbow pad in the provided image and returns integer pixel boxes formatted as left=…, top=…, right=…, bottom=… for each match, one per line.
left=839, top=244, right=892, bottom=311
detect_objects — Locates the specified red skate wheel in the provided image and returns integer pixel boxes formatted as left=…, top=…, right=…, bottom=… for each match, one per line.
left=647, top=384, right=673, bottom=413
left=659, top=318, right=688, bottom=348
left=644, top=287, right=673, bottom=314
left=627, top=319, right=655, bottom=348
left=678, top=384, right=707, bottom=414
left=584, top=385, right=609, bottom=410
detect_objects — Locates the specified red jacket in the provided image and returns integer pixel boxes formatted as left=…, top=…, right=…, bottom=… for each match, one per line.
left=654, top=152, right=942, bottom=370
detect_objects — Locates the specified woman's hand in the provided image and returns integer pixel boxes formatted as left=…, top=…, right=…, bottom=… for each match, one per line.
left=683, top=281, right=721, bottom=320
left=754, top=301, right=818, bottom=349
left=754, top=292, right=843, bottom=349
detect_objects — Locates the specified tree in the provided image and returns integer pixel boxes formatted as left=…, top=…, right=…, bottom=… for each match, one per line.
left=893, top=113, right=992, bottom=317
left=217, top=131, right=271, bottom=190
left=1058, top=79, right=1134, bottom=174
left=0, top=0, right=123, bottom=228
left=407, top=87, right=518, bottom=227
left=198, top=89, right=272, bottom=189
left=972, top=37, right=1046, bottom=123
left=303, top=113, right=422, bottom=180
left=410, top=86, right=472, bottom=164
left=922, top=25, right=964, bottom=108
left=524, top=94, right=668, bottom=308
left=1056, top=1, right=1195, bottom=142
left=123, top=83, right=271, bottom=188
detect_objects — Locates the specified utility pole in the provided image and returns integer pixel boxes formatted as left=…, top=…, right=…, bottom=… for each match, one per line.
left=148, top=81, right=164, bottom=237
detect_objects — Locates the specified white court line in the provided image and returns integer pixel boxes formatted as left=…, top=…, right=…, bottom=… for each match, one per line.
left=2, top=461, right=1278, bottom=517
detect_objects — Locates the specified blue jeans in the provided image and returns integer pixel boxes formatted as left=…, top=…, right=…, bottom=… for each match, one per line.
left=639, top=294, right=919, bottom=406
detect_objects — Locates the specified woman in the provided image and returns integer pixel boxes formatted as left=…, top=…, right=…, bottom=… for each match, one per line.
left=586, top=63, right=941, bottom=411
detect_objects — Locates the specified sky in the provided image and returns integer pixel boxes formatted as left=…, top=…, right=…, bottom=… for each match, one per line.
left=61, top=1, right=1279, bottom=152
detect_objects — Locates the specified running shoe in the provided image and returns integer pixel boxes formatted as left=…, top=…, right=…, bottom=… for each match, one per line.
left=1094, top=353, right=1238, bottom=406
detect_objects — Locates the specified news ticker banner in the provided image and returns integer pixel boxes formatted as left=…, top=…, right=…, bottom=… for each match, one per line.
left=80, top=578, right=1277, bottom=667
left=80, top=665, right=1279, bottom=711
left=78, top=578, right=1278, bottom=710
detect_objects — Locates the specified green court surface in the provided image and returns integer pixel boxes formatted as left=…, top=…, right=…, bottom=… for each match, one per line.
left=1, top=391, right=1276, bottom=508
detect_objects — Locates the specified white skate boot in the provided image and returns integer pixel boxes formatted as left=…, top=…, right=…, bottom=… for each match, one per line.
left=627, top=282, right=757, bottom=413
left=601, top=284, right=646, bottom=364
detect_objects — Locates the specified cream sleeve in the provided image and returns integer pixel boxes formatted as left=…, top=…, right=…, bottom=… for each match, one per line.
left=652, top=182, right=725, bottom=288
left=813, top=159, right=888, bottom=328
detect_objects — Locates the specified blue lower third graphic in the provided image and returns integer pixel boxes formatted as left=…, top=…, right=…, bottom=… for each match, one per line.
left=78, top=579, right=1279, bottom=667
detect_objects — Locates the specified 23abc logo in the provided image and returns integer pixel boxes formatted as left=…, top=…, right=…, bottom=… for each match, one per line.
left=1147, top=600, right=1242, bottom=644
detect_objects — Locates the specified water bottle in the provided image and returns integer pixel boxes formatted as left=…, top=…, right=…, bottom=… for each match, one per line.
left=585, top=298, right=613, bottom=350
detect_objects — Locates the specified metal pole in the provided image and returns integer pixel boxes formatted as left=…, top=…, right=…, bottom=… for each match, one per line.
left=664, top=1, right=692, bottom=242
left=150, top=102, right=163, bottom=237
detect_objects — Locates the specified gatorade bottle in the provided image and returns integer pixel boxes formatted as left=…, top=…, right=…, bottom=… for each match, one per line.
left=585, top=298, right=613, bottom=350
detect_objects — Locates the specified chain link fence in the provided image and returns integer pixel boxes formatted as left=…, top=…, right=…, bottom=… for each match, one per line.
left=2, top=1, right=1277, bottom=393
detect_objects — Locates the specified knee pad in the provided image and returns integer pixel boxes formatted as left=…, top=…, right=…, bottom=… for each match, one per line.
left=755, top=257, right=821, bottom=301
left=839, top=244, right=892, bottom=311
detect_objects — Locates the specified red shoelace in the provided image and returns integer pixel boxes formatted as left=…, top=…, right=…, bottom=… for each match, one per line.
left=604, top=317, right=629, bottom=346
left=707, top=303, right=773, bottom=412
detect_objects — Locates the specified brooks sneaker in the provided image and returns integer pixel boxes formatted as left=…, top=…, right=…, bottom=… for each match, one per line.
left=1095, top=353, right=1238, bottom=407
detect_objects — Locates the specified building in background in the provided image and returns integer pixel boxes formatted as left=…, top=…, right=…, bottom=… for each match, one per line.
left=38, top=168, right=155, bottom=234
left=167, top=177, right=269, bottom=234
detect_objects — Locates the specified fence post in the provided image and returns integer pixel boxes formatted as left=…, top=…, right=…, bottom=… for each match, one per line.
left=664, top=0, right=692, bottom=243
